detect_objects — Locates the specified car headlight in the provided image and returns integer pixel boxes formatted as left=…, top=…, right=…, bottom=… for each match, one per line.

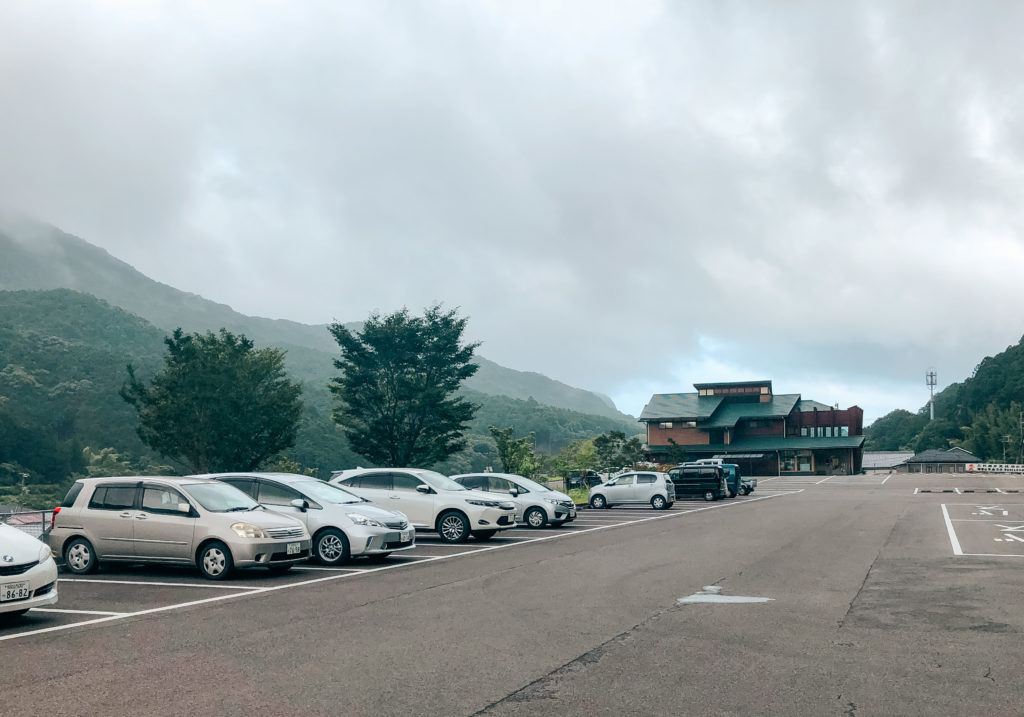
left=347, top=513, right=385, bottom=527
left=230, top=522, right=268, bottom=539
left=543, top=497, right=561, bottom=504
left=499, top=502, right=516, bottom=510
left=38, top=543, right=52, bottom=563
left=466, top=499, right=499, bottom=507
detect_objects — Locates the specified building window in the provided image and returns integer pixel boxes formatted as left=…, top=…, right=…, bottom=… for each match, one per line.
left=801, top=427, right=808, bottom=437
left=683, top=421, right=696, bottom=427
left=840, top=426, right=849, bottom=436
left=825, top=426, right=833, bottom=437
left=659, top=422, right=673, bottom=429
left=760, top=386, right=769, bottom=394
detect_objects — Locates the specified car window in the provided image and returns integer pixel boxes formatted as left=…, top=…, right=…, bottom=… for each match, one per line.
left=220, top=478, right=257, bottom=499
left=457, top=475, right=486, bottom=490
left=61, top=481, right=85, bottom=507
left=88, top=485, right=137, bottom=510
left=392, top=473, right=425, bottom=492
left=613, top=474, right=635, bottom=486
left=340, top=475, right=361, bottom=489
left=637, top=474, right=656, bottom=485
left=258, top=481, right=303, bottom=506
left=488, top=477, right=511, bottom=493
left=141, top=486, right=191, bottom=515
left=181, top=482, right=259, bottom=512
left=356, top=472, right=392, bottom=491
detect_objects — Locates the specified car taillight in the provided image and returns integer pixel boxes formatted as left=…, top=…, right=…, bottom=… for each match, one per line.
left=50, top=506, right=61, bottom=530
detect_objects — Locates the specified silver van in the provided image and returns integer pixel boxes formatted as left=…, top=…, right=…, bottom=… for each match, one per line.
left=47, top=477, right=311, bottom=580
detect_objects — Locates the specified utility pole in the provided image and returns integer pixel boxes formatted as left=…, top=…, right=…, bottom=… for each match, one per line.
left=1003, top=435, right=1013, bottom=464
left=926, top=369, right=937, bottom=421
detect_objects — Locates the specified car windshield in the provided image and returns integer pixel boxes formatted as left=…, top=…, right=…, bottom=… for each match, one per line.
left=416, top=470, right=466, bottom=491
left=182, top=482, right=259, bottom=512
left=510, top=476, right=551, bottom=492
left=294, top=480, right=364, bottom=505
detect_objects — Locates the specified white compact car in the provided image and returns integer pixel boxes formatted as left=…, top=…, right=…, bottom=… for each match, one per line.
left=450, top=473, right=577, bottom=528
left=588, top=471, right=676, bottom=510
left=0, top=522, right=58, bottom=617
left=330, top=468, right=516, bottom=543
left=201, top=473, right=415, bottom=565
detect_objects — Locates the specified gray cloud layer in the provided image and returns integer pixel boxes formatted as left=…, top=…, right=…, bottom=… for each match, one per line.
left=3, top=1, right=1024, bottom=420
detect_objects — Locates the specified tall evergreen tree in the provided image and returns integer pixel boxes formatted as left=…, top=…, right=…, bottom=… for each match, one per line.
left=328, top=306, right=479, bottom=467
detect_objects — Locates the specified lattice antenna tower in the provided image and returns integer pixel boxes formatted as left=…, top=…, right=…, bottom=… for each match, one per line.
left=926, top=369, right=937, bottom=421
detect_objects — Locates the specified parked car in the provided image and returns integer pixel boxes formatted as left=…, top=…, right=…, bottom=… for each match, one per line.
left=566, top=470, right=604, bottom=489
left=667, top=465, right=729, bottom=501
left=682, top=462, right=742, bottom=498
left=200, top=472, right=414, bottom=565
left=0, top=522, right=58, bottom=618
left=330, top=468, right=516, bottom=543
left=740, top=475, right=758, bottom=495
left=47, top=477, right=311, bottom=580
left=450, top=473, right=577, bottom=528
left=588, top=472, right=675, bottom=510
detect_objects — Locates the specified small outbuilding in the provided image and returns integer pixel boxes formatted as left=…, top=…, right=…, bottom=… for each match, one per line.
left=862, top=451, right=914, bottom=473
left=898, top=448, right=981, bottom=474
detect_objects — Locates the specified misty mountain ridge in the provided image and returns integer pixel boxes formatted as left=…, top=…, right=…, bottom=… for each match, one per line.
left=0, top=216, right=629, bottom=421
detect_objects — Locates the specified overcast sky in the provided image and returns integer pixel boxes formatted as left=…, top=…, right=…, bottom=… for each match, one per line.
left=3, top=1, right=1024, bottom=421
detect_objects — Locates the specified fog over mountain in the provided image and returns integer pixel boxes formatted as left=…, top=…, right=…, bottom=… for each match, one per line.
left=4, top=2, right=1024, bottom=421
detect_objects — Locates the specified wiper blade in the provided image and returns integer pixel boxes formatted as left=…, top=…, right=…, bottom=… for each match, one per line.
left=225, top=505, right=253, bottom=512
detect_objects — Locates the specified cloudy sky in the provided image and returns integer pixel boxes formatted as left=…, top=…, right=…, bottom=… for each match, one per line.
left=3, top=1, right=1024, bottom=421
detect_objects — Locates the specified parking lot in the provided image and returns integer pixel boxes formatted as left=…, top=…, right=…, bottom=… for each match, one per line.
left=7, top=473, right=1024, bottom=716
left=0, top=489, right=797, bottom=642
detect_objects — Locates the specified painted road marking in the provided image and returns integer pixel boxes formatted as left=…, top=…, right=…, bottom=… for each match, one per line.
left=0, top=489, right=804, bottom=643
left=58, top=578, right=265, bottom=591
left=30, top=608, right=127, bottom=616
left=941, top=504, right=964, bottom=555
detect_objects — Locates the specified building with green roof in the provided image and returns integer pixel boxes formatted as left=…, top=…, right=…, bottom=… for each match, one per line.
left=640, top=380, right=864, bottom=475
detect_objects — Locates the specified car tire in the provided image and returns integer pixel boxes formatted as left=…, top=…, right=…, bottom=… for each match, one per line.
left=63, top=537, right=99, bottom=575
left=472, top=530, right=497, bottom=541
left=728, top=489, right=737, bottom=498
left=437, top=510, right=470, bottom=543
left=703, top=490, right=716, bottom=502
left=314, top=528, right=351, bottom=565
left=589, top=494, right=607, bottom=509
left=197, top=540, right=234, bottom=581
left=524, top=507, right=548, bottom=529
left=650, top=495, right=667, bottom=510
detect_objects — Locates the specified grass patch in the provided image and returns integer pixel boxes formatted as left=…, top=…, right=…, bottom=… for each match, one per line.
left=567, top=487, right=590, bottom=505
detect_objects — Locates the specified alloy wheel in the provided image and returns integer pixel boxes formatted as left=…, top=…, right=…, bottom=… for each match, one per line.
left=319, top=534, right=344, bottom=561
left=441, top=515, right=465, bottom=541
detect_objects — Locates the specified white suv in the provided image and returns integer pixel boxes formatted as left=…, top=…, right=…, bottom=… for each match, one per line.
left=588, top=471, right=675, bottom=510
left=330, top=468, right=516, bottom=543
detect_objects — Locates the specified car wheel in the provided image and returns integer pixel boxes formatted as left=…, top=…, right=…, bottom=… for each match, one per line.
left=197, top=540, right=234, bottom=581
left=650, top=495, right=667, bottom=510
left=437, top=510, right=470, bottom=543
left=524, top=507, right=548, bottom=528
left=63, top=537, right=99, bottom=575
left=728, top=489, right=737, bottom=498
left=703, top=490, right=716, bottom=502
left=472, top=530, right=498, bottom=541
left=314, top=528, right=351, bottom=565
left=589, top=494, right=607, bottom=509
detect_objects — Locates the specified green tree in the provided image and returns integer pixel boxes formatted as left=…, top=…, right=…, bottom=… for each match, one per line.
left=489, top=426, right=539, bottom=476
left=328, top=306, right=480, bottom=467
left=121, top=329, right=303, bottom=473
left=593, top=430, right=644, bottom=469
left=963, top=402, right=1023, bottom=461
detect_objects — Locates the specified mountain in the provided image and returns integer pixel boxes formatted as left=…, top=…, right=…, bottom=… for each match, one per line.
left=0, top=216, right=631, bottom=421
left=865, top=335, right=1024, bottom=460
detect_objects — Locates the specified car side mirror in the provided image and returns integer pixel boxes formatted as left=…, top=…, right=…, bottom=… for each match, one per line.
left=509, top=488, right=519, bottom=497
left=290, top=498, right=309, bottom=512
left=416, top=484, right=431, bottom=494
left=177, top=503, right=192, bottom=514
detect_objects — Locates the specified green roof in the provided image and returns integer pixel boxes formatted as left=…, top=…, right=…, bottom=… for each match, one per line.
left=647, top=435, right=865, bottom=454
left=699, top=394, right=801, bottom=428
left=639, top=393, right=723, bottom=421
left=796, top=399, right=833, bottom=412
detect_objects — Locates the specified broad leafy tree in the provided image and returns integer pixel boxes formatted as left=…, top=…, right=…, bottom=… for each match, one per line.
left=489, top=426, right=539, bottom=476
left=593, top=430, right=644, bottom=469
left=121, top=329, right=303, bottom=473
left=329, top=306, right=480, bottom=467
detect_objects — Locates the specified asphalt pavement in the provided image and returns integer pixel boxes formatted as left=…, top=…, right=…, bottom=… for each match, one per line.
left=5, top=474, right=1024, bottom=716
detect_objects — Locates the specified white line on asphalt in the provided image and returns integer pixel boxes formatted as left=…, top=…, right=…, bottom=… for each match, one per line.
left=30, top=608, right=127, bottom=616
left=955, top=488, right=962, bottom=494
left=58, top=578, right=265, bottom=591
left=882, top=474, right=893, bottom=485
left=914, top=488, right=920, bottom=494
left=996, top=488, right=1007, bottom=494
left=941, top=504, right=964, bottom=556
left=291, top=566, right=369, bottom=572
left=0, top=489, right=803, bottom=643
left=960, top=553, right=1024, bottom=558
left=815, top=476, right=833, bottom=485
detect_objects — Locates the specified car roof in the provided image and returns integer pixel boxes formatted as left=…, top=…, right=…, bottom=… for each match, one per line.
left=73, top=476, right=210, bottom=487
left=194, top=472, right=317, bottom=484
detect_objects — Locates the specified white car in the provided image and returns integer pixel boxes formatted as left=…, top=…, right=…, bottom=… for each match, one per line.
left=0, top=522, right=58, bottom=617
left=450, top=473, right=577, bottom=528
left=588, top=471, right=676, bottom=510
left=330, top=468, right=516, bottom=543
left=201, top=473, right=416, bottom=565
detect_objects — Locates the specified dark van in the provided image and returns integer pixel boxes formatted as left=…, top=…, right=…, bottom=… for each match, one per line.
left=721, top=463, right=742, bottom=497
left=667, top=465, right=729, bottom=501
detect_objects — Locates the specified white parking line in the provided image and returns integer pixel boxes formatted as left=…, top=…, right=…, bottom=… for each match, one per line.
left=59, top=578, right=264, bottom=591
left=815, top=476, right=833, bottom=485
left=941, top=504, right=964, bottom=556
left=291, top=566, right=369, bottom=572
left=881, top=473, right=893, bottom=485
left=31, top=608, right=127, bottom=616
left=0, top=490, right=802, bottom=643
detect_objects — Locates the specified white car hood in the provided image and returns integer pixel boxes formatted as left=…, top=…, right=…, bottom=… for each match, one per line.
left=330, top=502, right=407, bottom=523
left=0, top=523, right=47, bottom=563
left=543, top=490, right=573, bottom=503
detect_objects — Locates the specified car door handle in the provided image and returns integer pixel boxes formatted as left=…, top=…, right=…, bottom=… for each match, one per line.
left=135, top=513, right=148, bottom=520
left=119, top=511, right=133, bottom=519
left=390, top=496, right=400, bottom=499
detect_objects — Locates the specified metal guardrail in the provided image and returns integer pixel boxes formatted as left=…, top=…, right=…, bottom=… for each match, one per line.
left=1, top=510, right=52, bottom=538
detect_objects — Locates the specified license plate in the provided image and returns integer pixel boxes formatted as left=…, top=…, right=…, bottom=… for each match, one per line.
left=1, top=581, right=29, bottom=602
left=569, top=508, right=577, bottom=518
left=400, top=529, right=413, bottom=542
left=286, top=542, right=301, bottom=555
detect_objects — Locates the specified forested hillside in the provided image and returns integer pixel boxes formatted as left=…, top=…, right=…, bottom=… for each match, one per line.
left=0, top=290, right=638, bottom=506
left=865, top=335, right=1024, bottom=460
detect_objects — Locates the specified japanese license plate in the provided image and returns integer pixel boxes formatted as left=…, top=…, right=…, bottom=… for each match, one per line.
left=1, top=581, right=29, bottom=602
left=286, top=542, right=301, bottom=555
left=401, top=529, right=413, bottom=542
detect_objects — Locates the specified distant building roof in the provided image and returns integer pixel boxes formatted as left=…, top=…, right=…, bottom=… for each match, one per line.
left=905, top=448, right=980, bottom=464
left=700, top=394, right=801, bottom=429
left=693, top=379, right=772, bottom=391
left=648, top=435, right=865, bottom=454
left=796, top=399, right=833, bottom=412
left=640, top=393, right=723, bottom=421
left=862, top=451, right=914, bottom=469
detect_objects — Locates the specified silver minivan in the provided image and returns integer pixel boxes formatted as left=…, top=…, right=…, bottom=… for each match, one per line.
left=200, top=473, right=415, bottom=565
left=47, top=477, right=312, bottom=580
